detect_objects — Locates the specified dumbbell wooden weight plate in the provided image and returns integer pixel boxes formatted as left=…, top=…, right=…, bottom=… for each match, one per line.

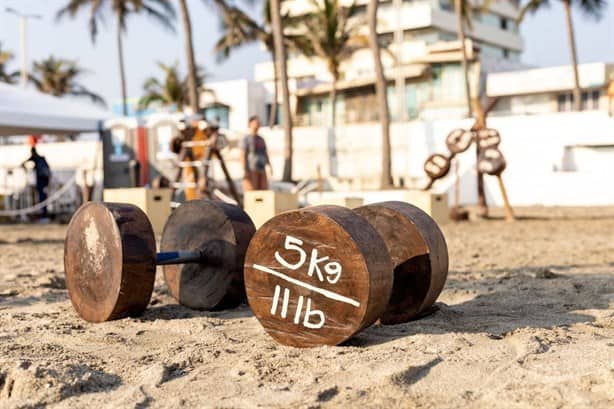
left=446, top=129, right=474, bottom=154
left=476, top=129, right=501, bottom=150
left=424, top=154, right=451, bottom=180
left=478, top=147, right=506, bottom=176
left=64, top=203, right=156, bottom=323
left=161, top=200, right=256, bottom=310
left=354, top=201, right=448, bottom=324
left=244, top=206, right=393, bottom=347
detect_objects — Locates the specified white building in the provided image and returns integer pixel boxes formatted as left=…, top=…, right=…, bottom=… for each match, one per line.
left=200, top=79, right=268, bottom=132
left=254, top=0, right=524, bottom=125
left=487, top=62, right=614, bottom=115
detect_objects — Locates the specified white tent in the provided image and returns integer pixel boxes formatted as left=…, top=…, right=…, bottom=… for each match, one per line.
left=0, top=82, right=113, bottom=136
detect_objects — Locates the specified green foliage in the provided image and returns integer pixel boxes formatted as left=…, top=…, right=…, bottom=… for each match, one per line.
left=138, top=62, right=206, bottom=110
left=213, top=0, right=309, bottom=62
left=299, top=0, right=368, bottom=80
left=29, top=56, right=106, bottom=105
left=517, top=0, right=607, bottom=23
left=56, top=0, right=177, bottom=42
left=0, top=43, right=17, bottom=84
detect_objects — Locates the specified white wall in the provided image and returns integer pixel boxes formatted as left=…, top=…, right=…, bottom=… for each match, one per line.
left=255, top=111, right=614, bottom=207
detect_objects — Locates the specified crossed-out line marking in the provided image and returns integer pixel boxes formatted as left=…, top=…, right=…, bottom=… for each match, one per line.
left=252, top=264, right=361, bottom=308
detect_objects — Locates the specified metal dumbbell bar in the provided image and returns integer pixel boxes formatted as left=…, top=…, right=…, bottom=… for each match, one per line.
left=64, top=200, right=255, bottom=322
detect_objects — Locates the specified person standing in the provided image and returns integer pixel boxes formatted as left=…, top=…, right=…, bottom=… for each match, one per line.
left=241, top=116, right=271, bottom=191
left=22, top=145, right=51, bottom=218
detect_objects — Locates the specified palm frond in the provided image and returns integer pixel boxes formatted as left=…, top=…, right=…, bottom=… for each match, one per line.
left=517, top=0, right=549, bottom=23
left=139, top=3, right=177, bottom=32
left=577, top=0, right=607, bottom=20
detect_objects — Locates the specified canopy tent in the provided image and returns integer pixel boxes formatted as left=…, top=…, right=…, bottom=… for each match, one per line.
left=0, top=82, right=112, bottom=137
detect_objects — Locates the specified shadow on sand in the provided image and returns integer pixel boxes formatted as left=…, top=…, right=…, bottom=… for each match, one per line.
left=345, top=264, right=612, bottom=347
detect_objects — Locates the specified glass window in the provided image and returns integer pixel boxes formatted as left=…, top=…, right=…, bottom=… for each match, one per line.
left=557, top=93, right=570, bottom=112
left=439, top=0, right=454, bottom=12
left=500, top=17, right=508, bottom=30
left=592, top=90, right=601, bottom=110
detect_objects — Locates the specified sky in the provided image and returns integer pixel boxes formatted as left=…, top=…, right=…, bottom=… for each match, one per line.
left=0, top=0, right=613, bottom=107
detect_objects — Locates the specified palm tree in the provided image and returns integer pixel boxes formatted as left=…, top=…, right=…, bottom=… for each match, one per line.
left=214, top=1, right=277, bottom=126
left=57, top=0, right=176, bottom=116
left=518, top=0, right=606, bottom=111
left=0, top=43, right=16, bottom=84
left=454, top=0, right=474, bottom=117
left=270, top=0, right=294, bottom=182
left=367, top=0, right=392, bottom=188
left=301, top=0, right=367, bottom=127
left=178, top=0, right=199, bottom=113
left=29, top=56, right=105, bottom=105
left=138, top=61, right=205, bottom=111
left=213, top=0, right=309, bottom=127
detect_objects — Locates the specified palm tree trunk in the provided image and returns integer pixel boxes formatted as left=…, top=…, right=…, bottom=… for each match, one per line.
left=268, top=48, right=279, bottom=128
left=368, top=0, right=392, bottom=188
left=563, top=0, right=582, bottom=111
left=330, top=79, right=337, bottom=127
left=455, top=0, right=472, bottom=118
left=116, top=11, right=128, bottom=116
left=179, top=0, right=199, bottom=114
left=270, top=0, right=293, bottom=182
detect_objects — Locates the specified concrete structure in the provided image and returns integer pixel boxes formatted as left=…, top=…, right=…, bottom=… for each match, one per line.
left=254, top=0, right=524, bottom=124
left=487, top=62, right=614, bottom=115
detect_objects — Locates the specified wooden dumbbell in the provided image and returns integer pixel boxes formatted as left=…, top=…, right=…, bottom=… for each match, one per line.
left=477, top=147, right=507, bottom=176
left=64, top=200, right=255, bottom=323
left=446, top=128, right=475, bottom=154
left=244, top=202, right=448, bottom=347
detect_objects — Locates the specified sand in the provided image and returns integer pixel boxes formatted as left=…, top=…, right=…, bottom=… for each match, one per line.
left=0, top=206, right=612, bottom=408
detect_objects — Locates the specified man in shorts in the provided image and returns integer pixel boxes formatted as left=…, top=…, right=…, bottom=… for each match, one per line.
left=241, top=116, right=271, bottom=191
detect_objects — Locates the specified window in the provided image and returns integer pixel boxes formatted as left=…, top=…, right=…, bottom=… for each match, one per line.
left=591, top=90, right=601, bottom=110
left=378, top=32, right=394, bottom=47
left=558, top=93, right=572, bottom=112
left=503, top=49, right=509, bottom=59
left=500, top=17, right=508, bottom=30
left=558, top=90, right=601, bottom=111
left=439, top=0, right=453, bottom=12
left=265, top=104, right=280, bottom=126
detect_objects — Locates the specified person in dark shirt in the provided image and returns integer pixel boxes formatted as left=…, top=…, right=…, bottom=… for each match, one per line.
left=22, top=146, right=51, bottom=217
left=241, top=116, right=271, bottom=191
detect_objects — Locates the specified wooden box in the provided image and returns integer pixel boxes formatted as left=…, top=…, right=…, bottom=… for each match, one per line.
left=308, top=193, right=364, bottom=209
left=103, top=188, right=172, bottom=234
left=402, top=190, right=449, bottom=225
left=244, top=190, right=299, bottom=228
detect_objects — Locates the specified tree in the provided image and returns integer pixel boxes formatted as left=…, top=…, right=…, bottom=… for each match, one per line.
left=0, top=43, right=17, bottom=84
left=178, top=0, right=199, bottom=113
left=270, top=0, right=294, bottom=182
left=57, top=0, right=176, bottom=116
left=367, top=0, right=392, bottom=188
left=213, top=0, right=309, bottom=127
left=454, top=0, right=474, bottom=117
left=301, top=0, right=367, bottom=127
left=518, top=0, right=606, bottom=111
left=138, top=61, right=205, bottom=110
left=29, top=56, right=105, bottom=104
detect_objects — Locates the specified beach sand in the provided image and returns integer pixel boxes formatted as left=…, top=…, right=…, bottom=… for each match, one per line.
left=0, top=206, right=612, bottom=408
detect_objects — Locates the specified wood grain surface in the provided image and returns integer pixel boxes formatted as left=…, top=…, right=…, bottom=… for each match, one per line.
left=244, top=205, right=393, bottom=347
left=64, top=202, right=156, bottom=322
left=161, top=200, right=256, bottom=310
left=354, top=201, right=449, bottom=324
